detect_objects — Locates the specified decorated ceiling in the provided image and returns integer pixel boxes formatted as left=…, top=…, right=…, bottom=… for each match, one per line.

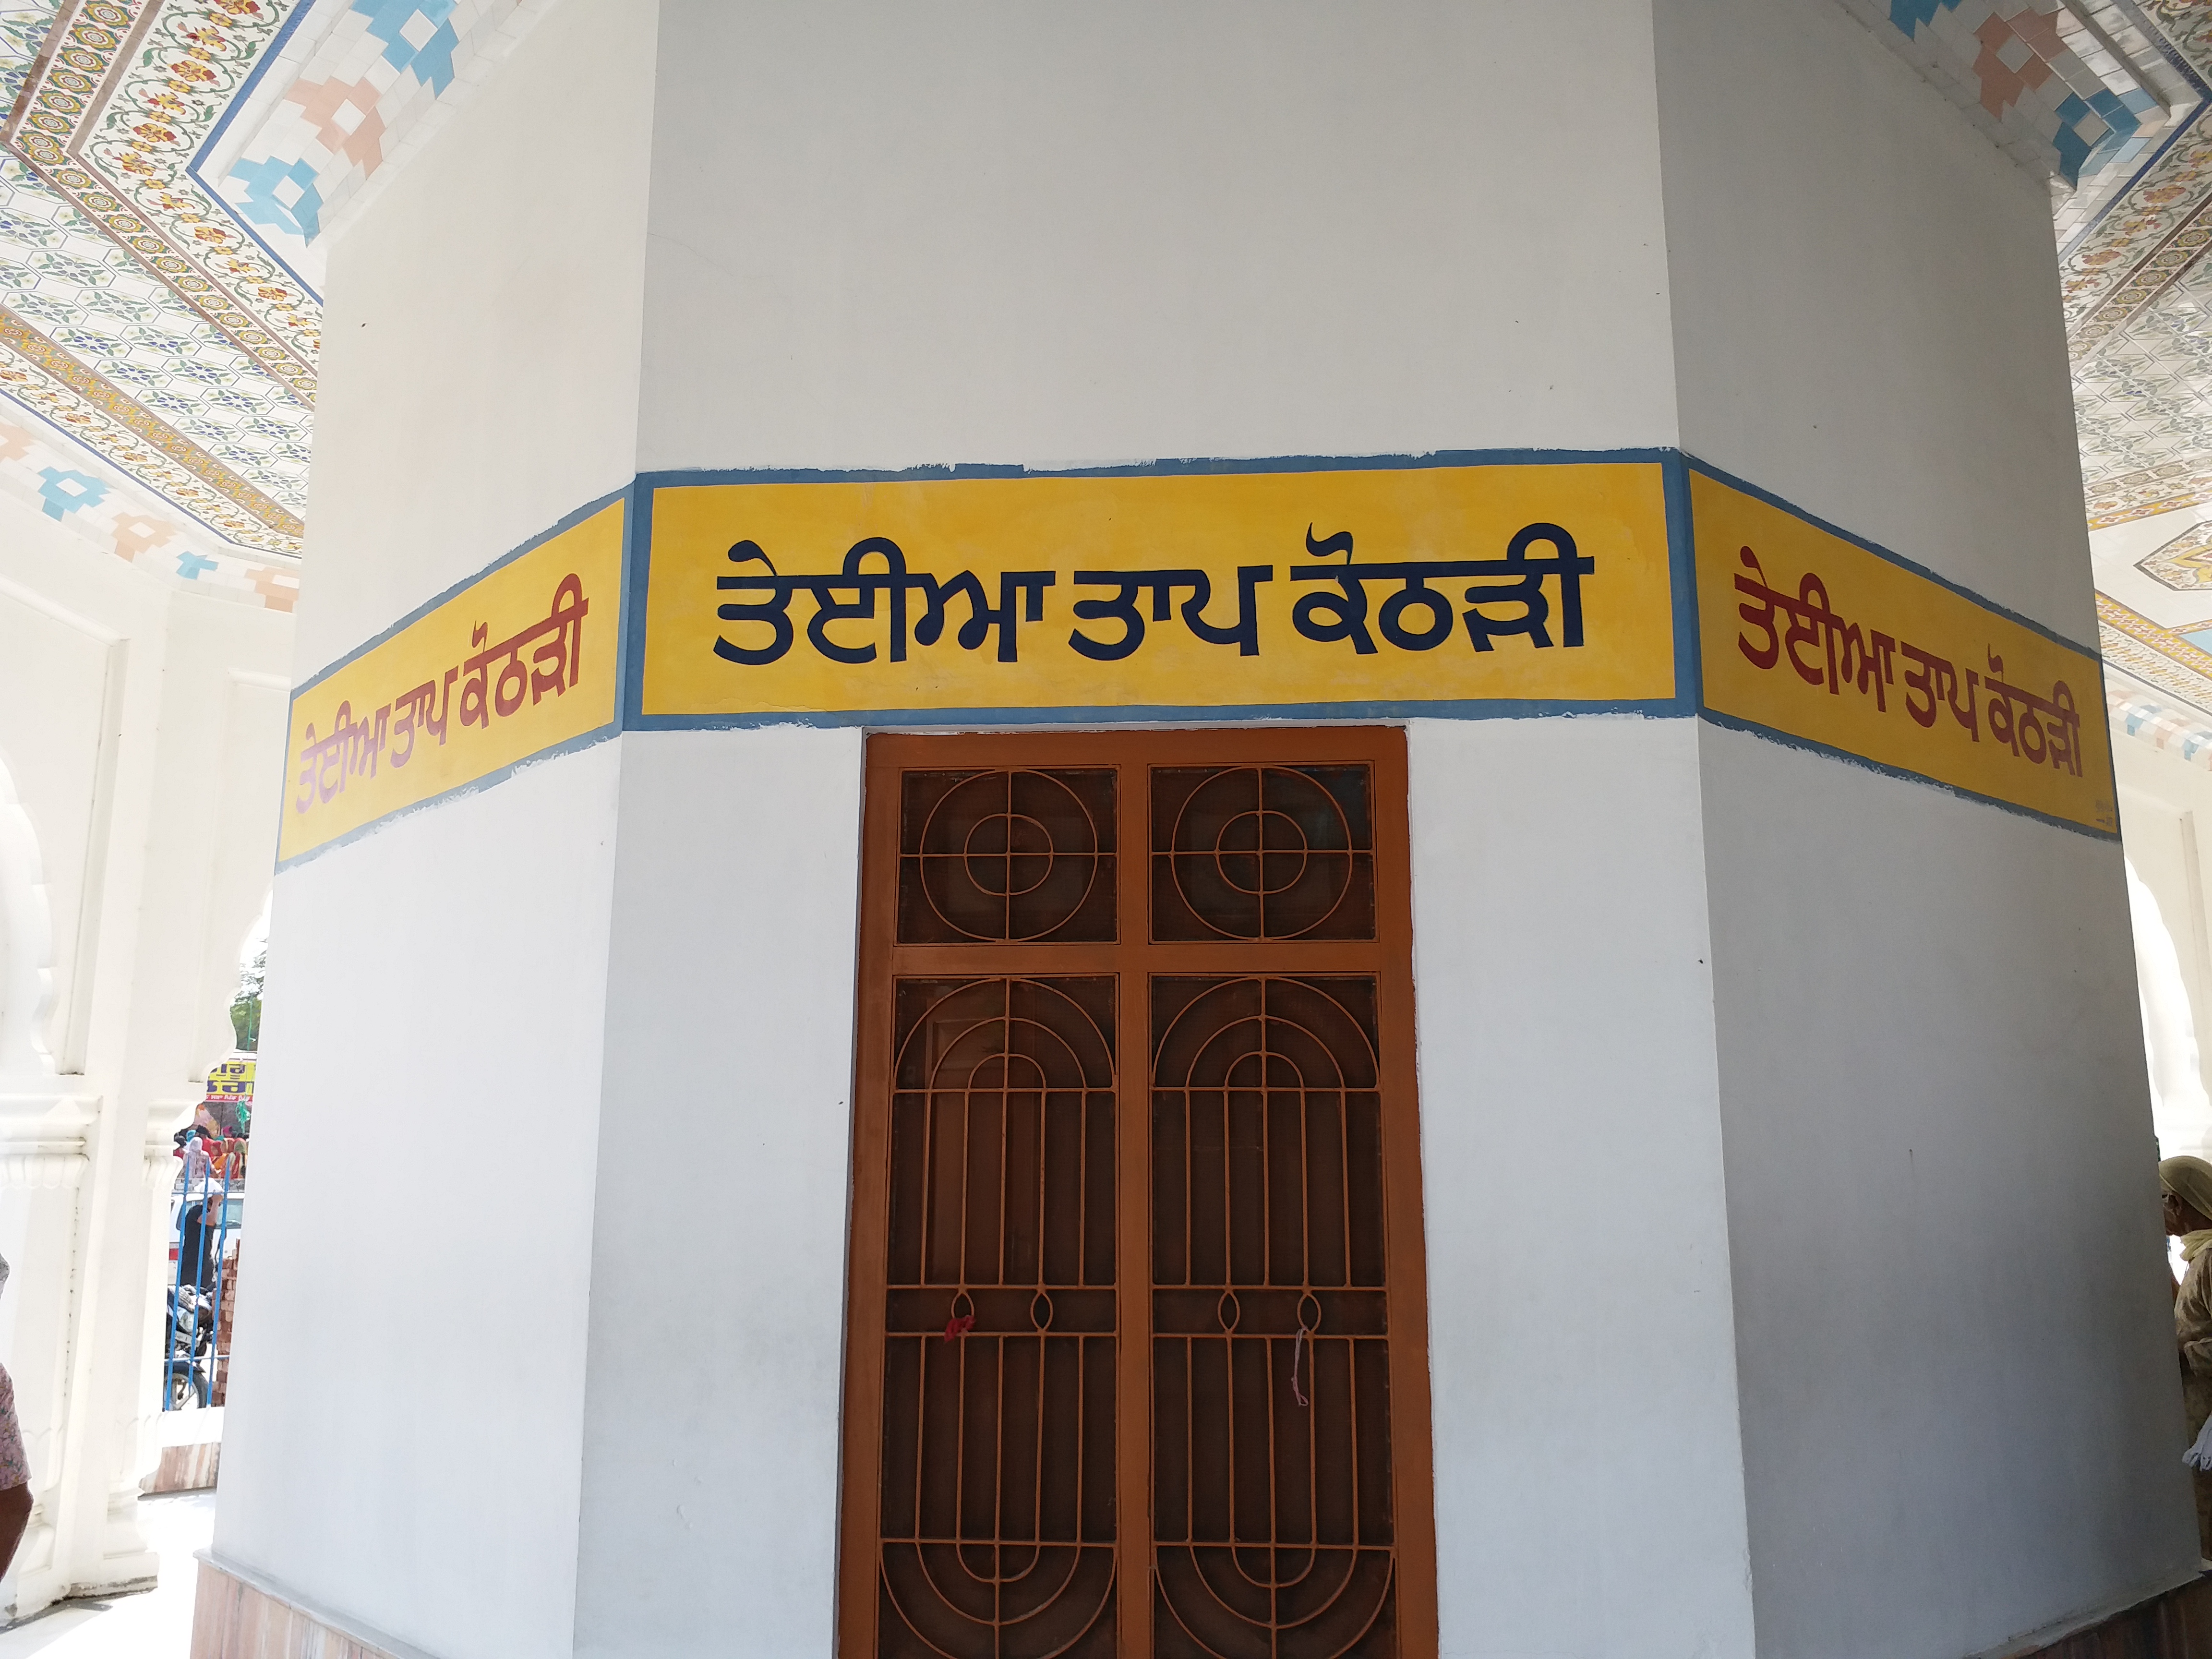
left=0, top=0, right=543, bottom=611
left=0, top=0, right=2208, bottom=697
left=1836, top=1, right=2212, bottom=769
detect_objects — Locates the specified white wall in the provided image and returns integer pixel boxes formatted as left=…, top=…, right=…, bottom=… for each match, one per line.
left=639, top=0, right=1681, bottom=474
left=211, top=2, right=2179, bottom=1655
left=1654, top=0, right=2091, bottom=640
left=294, top=0, right=656, bottom=677
left=2126, top=856, right=2209, bottom=1159
left=1647, top=2, right=2180, bottom=1649
left=571, top=728, right=862, bottom=1658
left=601, top=14, right=1727, bottom=1650
left=218, top=741, right=620, bottom=1658
left=0, top=573, right=113, bottom=1076
left=571, top=716, right=1756, bottom=1659
left=2114, top=736, right=2212, bottom=1156
left=0, top=750, right=50, bottom=1082
left=211, top=0, right=660, bottom=1648
left=1408, top=715, right=1753, bottom=1658
left=1699, top=728, right=2188, bottom=1657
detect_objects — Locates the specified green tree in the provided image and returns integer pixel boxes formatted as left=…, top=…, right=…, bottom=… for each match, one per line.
left=229, top=943, right=264, bottom=1052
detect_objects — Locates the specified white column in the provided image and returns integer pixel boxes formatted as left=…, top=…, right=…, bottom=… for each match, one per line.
left=0, top=1089, right=94, bottom=1612
left=206, top=2, right=2180, bottom=1656
left=0, top=498, right=290, bottom=1619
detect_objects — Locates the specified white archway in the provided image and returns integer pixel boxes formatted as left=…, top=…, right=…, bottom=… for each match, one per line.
left=2127, top=858, right=2212, bottom=1160
left=0, top=749, right=54, bottom=1082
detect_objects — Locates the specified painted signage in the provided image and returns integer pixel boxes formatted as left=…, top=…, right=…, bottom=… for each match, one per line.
left=1691, top=470, right=2116, bottom=834
left=271, top=453, right=2123, bottom=867
left=635, top=462, right=1680, bottom=721
left=204, top=1056, right=254, bottom=1106
left=277, top=501, right=624, bottom=865
left=204, top=1055, right=254, bottom=1135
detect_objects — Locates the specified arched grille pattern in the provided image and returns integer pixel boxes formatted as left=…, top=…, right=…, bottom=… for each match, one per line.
left=879, top=977, right=1120, bottom=1658
left=845, top=732, right=1433, bottom=1659
left=1151, top=977, right=1396, bottom=1659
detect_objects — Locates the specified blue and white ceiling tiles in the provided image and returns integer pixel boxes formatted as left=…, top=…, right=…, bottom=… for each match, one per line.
left=1843, top=1, right=2212, bottom=747
left=0, top=0, right=547, bottom=608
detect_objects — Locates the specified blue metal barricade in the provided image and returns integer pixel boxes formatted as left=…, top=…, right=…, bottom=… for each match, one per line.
left=162, top=1141, right=240, bottom=1411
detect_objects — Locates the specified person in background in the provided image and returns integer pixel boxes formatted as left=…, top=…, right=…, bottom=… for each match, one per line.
left=178, top=1197, right=220, bottom=1293
left=2163, top=1154, right=2212, bottom=1557
left=0, top=1252, right=33, bottom=1578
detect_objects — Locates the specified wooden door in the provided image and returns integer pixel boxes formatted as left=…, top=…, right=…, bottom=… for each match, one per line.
left=839, top=729, right=1435, bottom=1659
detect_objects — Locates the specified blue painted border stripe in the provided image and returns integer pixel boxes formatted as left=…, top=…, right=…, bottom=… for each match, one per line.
left=273, top=483, right=633, bottom=873
left=622, top=472, right=657, bottom=730
left=291, top=484, right=632, bottom=699
left=278, top=447, right=2124, bottom=866
left=1681, top=455, right=2118, bottom=842
left=1663, top=452, right=1704, bottom=713
left=271, top=724, right=621, bottom=872
left=631, top=446, right=1678, bottom=492
left=1682, top=455, right=2097, bottom=659
left=622, top=697, right=1686, bottom=733
left=1698, top=709, right=2118, bottom=841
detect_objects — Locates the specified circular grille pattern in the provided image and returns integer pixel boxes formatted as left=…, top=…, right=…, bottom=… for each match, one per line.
left=902, top=769, right=1118, bottom=943
left=862, top=743, right=1417, bottom=1659
left=1154, top=767, right=1373, bottom=942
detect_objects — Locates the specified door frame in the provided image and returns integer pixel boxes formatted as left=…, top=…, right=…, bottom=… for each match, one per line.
left=836, top=725, right=1437, bottom=1658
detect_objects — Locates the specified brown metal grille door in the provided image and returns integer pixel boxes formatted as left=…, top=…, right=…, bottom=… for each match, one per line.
left=1151, top=767, right=1375, bottom=942
left=1151, top=976, right=1395, bottom=1659
left=843, top=732, right=1434, bottom=1659
left=878, top=976, right=1120, bottom=1657
left=901, top=769, right=1118, bottom=944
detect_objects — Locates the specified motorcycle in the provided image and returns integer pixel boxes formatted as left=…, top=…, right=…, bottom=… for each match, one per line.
left=163, top=1284, right=215, bottom=1409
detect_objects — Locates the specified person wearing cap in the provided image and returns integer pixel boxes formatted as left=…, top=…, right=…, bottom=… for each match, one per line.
left=2163, top=1154, right=2212, bottom=1555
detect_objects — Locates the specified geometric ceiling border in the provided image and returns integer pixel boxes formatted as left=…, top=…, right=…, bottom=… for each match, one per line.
left=2107, top=674, right=2212, bottom=770
left=2058, top=0, right=2212, bottom=253
left=185, top=0, right=334, bottom=293
left=2144, top=0, right=2212, bottom=100
left=0, top=302, right=301, bottom=553
left=0, top=402, right=296, bottom=608
left=2068, top=145, right=2212, bottom=360
left=6, top=0, right=319, bottom=403
left=2053, top=0, right=2212, bottom=351
left=2101, top=622, right=2212, bottom=719
left=192, top=0, right=560, bottom=280
left=1839, top=0, right=2128, bottom=188
left=2137, top=517, right=2212, bottom=589
left=2086, top=463, right=2212, bottom=529
left=2099, top=590, right=2212, bottom=721
left=2064, top=2, right=2212, bottom=346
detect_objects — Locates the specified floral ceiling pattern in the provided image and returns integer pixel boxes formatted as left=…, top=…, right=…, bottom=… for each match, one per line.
left=5, top=0, right=2207, bottom=654
left=1861, top=1, right=2212, bottom=738
left=2064, top=2, right=2212, bottom=533
left=0, top=0, right=541, bottom=608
